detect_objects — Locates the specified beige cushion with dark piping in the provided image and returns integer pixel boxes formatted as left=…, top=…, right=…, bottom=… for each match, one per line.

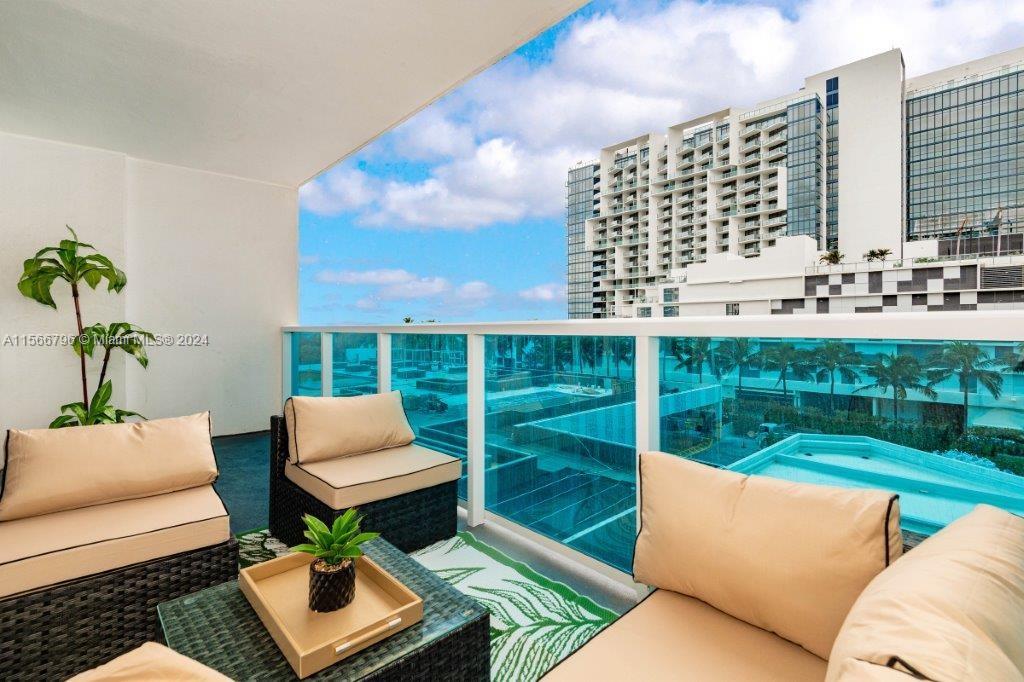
left=284, top=391, right=415, bottom=464
left=826, top=504, right=1024, bottom=682
left=542, top=589, right=828, bottom=681
left=633, top=452, right=902, bottom=661
left=0, top=485, right=229, bottom=598
left=284, top=443, right=461, bottom=509
left=0, top=412, right=218, bottom=522
left=68, top=642, right=232, bottom=681
left=829, top=658, right=917, bottom=680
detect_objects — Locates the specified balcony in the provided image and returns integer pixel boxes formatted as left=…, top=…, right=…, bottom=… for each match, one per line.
left=284, top=317, right=1024, bottom=570
left=6, top=5, right=1024, bottom=680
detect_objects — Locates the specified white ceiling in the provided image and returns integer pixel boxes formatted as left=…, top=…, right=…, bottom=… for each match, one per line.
left=0, top=0, right=585, bottom=187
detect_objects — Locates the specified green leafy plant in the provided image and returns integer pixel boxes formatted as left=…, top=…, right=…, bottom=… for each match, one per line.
left=17, top=226, right=152, bottom=427
left=864, top=248, right=893, bottom=262
left=293, top=510, right=379, bottom=566
left=50, top=380, right=143, bottom=428
left=818, top=248, right=844, bottom=265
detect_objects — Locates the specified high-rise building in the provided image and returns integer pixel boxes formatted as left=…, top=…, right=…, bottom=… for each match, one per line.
left=568, top=47, right=1024, bottom=318
left=566, top=161, right=600, bottom=318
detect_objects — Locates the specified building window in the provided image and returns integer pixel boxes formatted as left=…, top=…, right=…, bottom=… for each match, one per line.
left=638, top=307, right=651, bottom=318
left=663, top=287, right=679, bottom=302
left=726, top=303, right=740, bottom=316
left=664, top=306, right=679, bottom=317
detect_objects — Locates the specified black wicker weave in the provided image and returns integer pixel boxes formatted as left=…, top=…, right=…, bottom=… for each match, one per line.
left=268, top=416, right=457, bottom=553
left=0, top=538, right=238, bottom=681
left=159, top=537, right=490, bottom=681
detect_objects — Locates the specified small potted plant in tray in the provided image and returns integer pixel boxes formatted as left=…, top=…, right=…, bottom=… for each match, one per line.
left=294, top=510, right=379, bottom=613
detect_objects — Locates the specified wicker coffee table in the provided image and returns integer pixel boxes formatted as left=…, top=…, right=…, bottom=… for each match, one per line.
left=158, top=538, right=489, bottom=680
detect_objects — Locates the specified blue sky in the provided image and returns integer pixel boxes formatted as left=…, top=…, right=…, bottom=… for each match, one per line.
left=299, top=0, right=1024, bottom=324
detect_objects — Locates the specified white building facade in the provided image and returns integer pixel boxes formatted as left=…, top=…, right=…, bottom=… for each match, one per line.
left=568, top=48, right=1024, bottom=318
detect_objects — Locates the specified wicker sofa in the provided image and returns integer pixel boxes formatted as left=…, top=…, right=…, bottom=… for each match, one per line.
left=269, top=391, right=460, bottom=553
left=545, top=452, right=1024, bottom=681
left=0, top=413, right=238, bottom=680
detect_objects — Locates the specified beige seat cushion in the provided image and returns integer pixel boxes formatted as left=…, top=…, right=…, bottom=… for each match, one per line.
left=543, top=589, right=827, bottom=681
left=68, top=642, right=231, bottom=681
left=633, top=452, right=902, bottom=661
left=285, top=443, right=461, bottom=509
left=284, top=391, right=415, bottom=463
left=1, top=412, right=218, bottom=521
left=0, top=485, right=229, bottom=598
left=827, top=504, right=1024, bottom=682
left=829, top=658, right=915, bottom=680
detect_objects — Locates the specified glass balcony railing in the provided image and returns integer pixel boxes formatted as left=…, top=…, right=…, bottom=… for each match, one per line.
left=284, top=318, right=1024, bottom=574
left=391, top=334, right=469, bottom=498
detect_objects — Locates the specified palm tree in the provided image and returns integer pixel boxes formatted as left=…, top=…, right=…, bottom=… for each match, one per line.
left=811, top=341, right=862, bottom=413
left=855, top=353, right=937, bottom=422
left=926, top=341, right=1004, bottom=429
left=819, top=249, right=844, bottom=265
left=672, top=337, right=711, bottom=384
left=864, top=248, right=893, bottom=262
left=761, top=342, right=810, bottom=396
left=715, top=338, right=760, bottom=392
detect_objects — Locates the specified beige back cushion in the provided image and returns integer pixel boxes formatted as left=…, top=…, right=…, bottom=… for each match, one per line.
left=1, top=412, right=218, bottom=522
left=826, top=504, right=1024, bottom=682
left=633, top=452, right=902, bottom=661
left=284, top=391, right=415, bottom=464
left=830, top=658, right=915, bottom=680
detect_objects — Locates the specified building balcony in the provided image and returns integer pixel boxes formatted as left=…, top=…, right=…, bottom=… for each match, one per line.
left=6, top=5, right=1024, bottom=680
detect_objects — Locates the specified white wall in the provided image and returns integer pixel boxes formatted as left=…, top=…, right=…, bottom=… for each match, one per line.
left=125, top=160, right=297, bottom=435
left=0, top=132, right=298, bottom=436
left=0, top=132, right=128, bottom=432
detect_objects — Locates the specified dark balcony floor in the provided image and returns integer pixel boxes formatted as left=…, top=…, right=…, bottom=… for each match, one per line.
left=212, top=431, right=270, bottom=534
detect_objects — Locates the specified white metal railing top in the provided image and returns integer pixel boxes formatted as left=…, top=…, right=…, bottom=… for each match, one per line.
left=805, top=252, right=1024, bottom=275
left=284, top=310, right=1024, bottom=342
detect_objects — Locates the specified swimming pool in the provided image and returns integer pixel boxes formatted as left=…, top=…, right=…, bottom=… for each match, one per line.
left=729, top=433, right=1024, bottom=534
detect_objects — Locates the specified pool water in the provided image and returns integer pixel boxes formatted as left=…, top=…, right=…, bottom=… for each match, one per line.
left=729, top=434, right=1024, bottom=534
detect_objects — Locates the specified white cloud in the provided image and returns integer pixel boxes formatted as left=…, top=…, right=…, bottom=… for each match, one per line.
left=315, top=268, right=415, bottom=285
left=519, top=282, right=568, bottom=302
left=301, top=0, right=1024, bottom=231
left=378, top=276, right=451, bottom=300
left=299, top=166, right=376, bottom=216
left=454, top=281, right=496, bottom=302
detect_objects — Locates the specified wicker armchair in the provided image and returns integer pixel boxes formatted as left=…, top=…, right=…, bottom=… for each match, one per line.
left=269, top=415, right=458, bottom=553
left=0, top=412, right=238, bottom=680
left=0, top=539, right=237, bottom=681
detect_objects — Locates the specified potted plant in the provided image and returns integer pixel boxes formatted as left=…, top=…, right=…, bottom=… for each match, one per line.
left=17, top=227, right=153, bottom=426
left=293, top=510, right=379, bottom=613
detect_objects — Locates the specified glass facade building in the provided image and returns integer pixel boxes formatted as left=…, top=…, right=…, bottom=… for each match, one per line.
left=907, top=68, right=1024, bottom=242
left=785, top=98, right=823, bottom=246
left=567, top=163, right=600, bottom=319
left=825, top=77, right=839, bottom=250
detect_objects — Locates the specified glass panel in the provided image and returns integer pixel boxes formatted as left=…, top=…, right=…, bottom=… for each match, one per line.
left=659, top=337, right=1024, bottom=536
left=330, top=333, right=377, bottom=396
left=391, top=334, right=469, bottom=498
left=484, top=335, right=637, bottom=571
left=289, top=332, right=322, bottom=396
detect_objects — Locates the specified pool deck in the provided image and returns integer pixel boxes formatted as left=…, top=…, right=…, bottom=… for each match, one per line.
left=729, top=433, right=1024, bottom=534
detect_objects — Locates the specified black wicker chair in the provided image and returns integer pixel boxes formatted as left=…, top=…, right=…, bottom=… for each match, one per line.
left=0, top=538, right=237, bottom=681
left=269, top=416, right=457, bottom=553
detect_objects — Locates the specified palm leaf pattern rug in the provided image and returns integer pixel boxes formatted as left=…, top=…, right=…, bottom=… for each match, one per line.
left=236, top=529, right=617, bottom=681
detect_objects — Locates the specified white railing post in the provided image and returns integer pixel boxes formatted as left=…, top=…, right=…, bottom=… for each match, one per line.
left=634, top=335, right=661, bottom=454
left=377, top=332, right=391, bottom=393
left=321, top=332, right=333, bottom=398
left=634, top=335, right=660, bottom=530
left=466, top=333, right=485, bottom=527
left=281, top=331, right=292, bottom=403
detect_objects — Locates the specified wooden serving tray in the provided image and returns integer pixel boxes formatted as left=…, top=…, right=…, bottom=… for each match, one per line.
left=239, top=552, right=424, bottom=678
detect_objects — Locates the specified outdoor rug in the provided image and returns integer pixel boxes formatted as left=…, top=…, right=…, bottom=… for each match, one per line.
left=236, top=529, right=617, bottom=682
